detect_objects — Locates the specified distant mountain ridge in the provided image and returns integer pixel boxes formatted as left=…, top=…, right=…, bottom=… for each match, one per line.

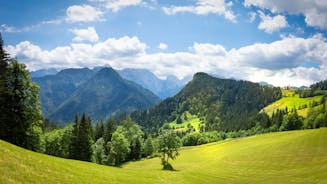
left=30, top=68, right=58, bottom=78
left=32, top=68, right=96, bottom=116
left=117, top=68, right=184, bottom=99
left=33, top=67, right=160, bottom=124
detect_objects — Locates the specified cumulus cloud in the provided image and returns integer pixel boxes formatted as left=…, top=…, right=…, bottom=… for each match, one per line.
left=162, top=0, right=236, bottom=22
left=158, top=43, right=168, bottom=50
left=89, top=0, right=143, bottom=12
left=257, top=11, right=288, bottom=33
left=66, top=5, right=103, bottom=23
left=5, top=35, right=327, bottom=87
left=70, top=27, right=99, bottom=43
left=244, top=0, right=327, bottom=29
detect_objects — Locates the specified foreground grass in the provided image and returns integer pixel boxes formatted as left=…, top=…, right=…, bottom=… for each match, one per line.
left=1, top=129, right=327, bottom=183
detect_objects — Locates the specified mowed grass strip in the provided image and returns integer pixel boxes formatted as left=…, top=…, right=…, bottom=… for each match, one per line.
left=1, top=128, right=327, bottom=184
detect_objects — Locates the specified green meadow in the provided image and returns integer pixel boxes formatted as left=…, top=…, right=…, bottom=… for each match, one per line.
left=262, top=90, right=323, bottom=117
left=1, top=128, right=327, bottom=184
left=168, top=112, right=203, bottom=132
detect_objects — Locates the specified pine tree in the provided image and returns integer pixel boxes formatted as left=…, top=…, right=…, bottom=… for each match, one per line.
left=0, top=34, right=43, bottom=151
left=94, top=120, right=105, bottom=141
left=69, top=113, right=92, bottom=161
left=104, top=118, right=115, bottom=143
left=79, top=113, right=92, bottom=161
left=69, top=114, right=80, bottom=159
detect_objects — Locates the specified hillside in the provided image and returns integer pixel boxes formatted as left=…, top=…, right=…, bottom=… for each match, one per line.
left=48, top=67, right=160, bottom=124
left=262, top=89, right=323, bottom=117
left=32, top=68, right=97, bottom=116
left=1, top=128, right=327, bottom=183
left=132, top=72, right=282, bottom=132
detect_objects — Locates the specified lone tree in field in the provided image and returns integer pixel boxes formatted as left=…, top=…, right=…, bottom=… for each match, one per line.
left=158, top=130, right=181, bottom=170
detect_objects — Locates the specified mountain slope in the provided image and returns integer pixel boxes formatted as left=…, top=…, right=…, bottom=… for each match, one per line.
left=132, top=72, right=282, bottom=132
left=49, top=67, right=160, bottom=124
left=118, top=68, right=184, bottom=99
left=262, top=89, right=323, bottom=117
left=1, top=128, right=327, bottom=183
left=30, top=68, right=58, bottom=78
left=32, top=68, right=96, bottom=116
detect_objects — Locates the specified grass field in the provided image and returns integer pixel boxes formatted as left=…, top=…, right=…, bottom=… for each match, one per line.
left=168, top=112, right=203, bottom=132
left=262, top=90, right=322, bottom=117
left=1, top=128, right=327, bottom=183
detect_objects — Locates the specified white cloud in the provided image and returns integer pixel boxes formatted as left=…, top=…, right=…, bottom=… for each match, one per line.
left=0, top=24, right=21, bottom=33
left=257, top=11, right=288, bottom=33
left=244, top=0, right=327, bottom=29
left=158, top=43, right=168, bottom=50
left=162, top=0, right=236, bottom=22
left=89, top=0, right=143, bottom=12
left=66, top=5, right=103, bottom=23
left=5, top=35, right=327, bottom=87
left=248, top=12, right=256, bottom=22
left=70, top=27, right=99, bottom=43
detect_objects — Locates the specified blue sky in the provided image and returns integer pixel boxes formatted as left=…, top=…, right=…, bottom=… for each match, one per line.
left=1, top=0, right=327, bottom=86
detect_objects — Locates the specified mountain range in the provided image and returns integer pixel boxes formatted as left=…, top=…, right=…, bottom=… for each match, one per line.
left=33, top=67, right=160, bottom=124
left=117, top=68, right=184, bottom=99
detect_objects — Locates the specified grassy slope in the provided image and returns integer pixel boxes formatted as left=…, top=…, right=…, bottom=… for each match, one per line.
left=262, top=90, right=322, bottom=117
left=169, top=112, right=203, bottom=132
left=1, top=128, right=327, bottom=183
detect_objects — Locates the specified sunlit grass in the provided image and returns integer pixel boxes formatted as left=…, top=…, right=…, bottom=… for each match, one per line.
left=1, top=128, right=327, bottom=183
left=262, top=90, right=322, bottom=117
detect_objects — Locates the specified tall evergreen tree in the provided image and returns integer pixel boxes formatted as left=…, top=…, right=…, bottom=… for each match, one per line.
left=0, top=34, right=43, bottom=151
left=79, top=113, right=92, bottom=161
left=104, top=118, right=115, bottom=143
left=94, top=120, right=105, bottom=141
left=69, top=113, right=93, bottom=161
left=69, top=114, right=80, bottom=159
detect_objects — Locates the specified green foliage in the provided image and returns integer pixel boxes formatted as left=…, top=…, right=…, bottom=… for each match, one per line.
left=43, top=125, right=73, bottom=158
left=94, top=120, right=105, bottom=141
left=143, top=136, right=155, bottom=157
left=279, top=111, right=303, bottom=131
left=107, top=131, right=130, bottom=166
left=92, top=138, right=107, bottom=165
left=0, top=34, right=43, bottom=151
left=181, top=131, right=227, bottom=146
left=158, top=130, right=181, bottom=170
left=118, top=117, right=144, bottom=160
left=69, top=113, right=93, bottom=161
left=104, top=118, right=116, bottom=143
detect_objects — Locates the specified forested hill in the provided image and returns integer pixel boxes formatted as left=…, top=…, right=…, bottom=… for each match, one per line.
left=131, top=72, right=282, bottom=132
left=48, top=67, right=160, bottom=124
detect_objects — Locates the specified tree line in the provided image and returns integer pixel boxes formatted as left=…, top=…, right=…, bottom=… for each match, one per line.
left=43, top=115, right=181, bottom=169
